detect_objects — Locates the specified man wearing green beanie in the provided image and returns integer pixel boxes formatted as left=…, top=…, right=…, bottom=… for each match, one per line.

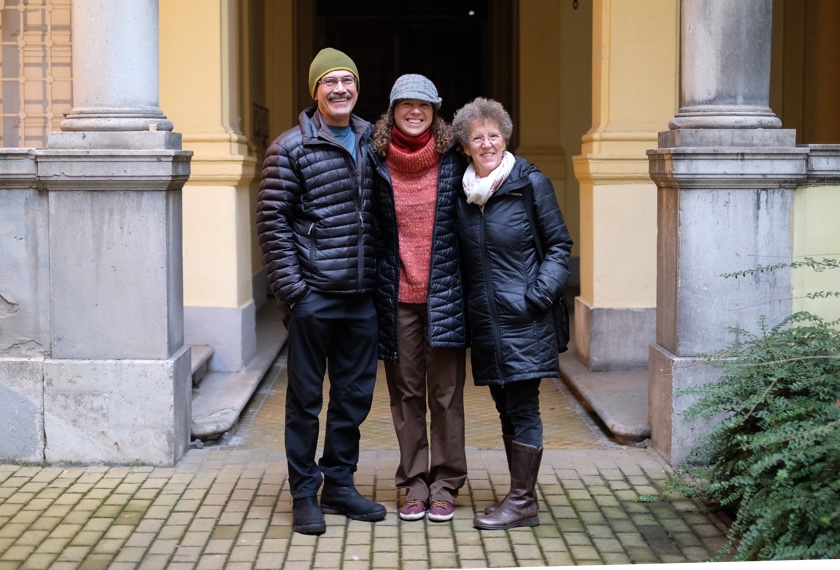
left=256, top=47, right=384, bottom=535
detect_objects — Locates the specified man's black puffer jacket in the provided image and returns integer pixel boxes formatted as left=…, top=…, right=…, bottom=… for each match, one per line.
left=457, top=156, right=573, bottom=386
left=373, top=148, right=469, bottom=362
left=257, top=108, right=377, bottom=305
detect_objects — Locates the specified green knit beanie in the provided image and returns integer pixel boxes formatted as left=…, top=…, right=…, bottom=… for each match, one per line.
left=308, top=47, right=360, bottom=100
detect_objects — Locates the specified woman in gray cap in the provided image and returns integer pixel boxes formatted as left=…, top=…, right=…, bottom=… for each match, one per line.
left=371, top=74, right=468, bottom=523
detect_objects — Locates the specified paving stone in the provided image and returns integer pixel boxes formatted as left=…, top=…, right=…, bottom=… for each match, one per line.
left=0, top=544, right=35, bottom=561
left=19, top=552, right=58, bottom=569
left=0, top=358, right=735, bottom=570
left=112, top=545, right=147, bottom=563
left=255, top=551, right=287, bottom=569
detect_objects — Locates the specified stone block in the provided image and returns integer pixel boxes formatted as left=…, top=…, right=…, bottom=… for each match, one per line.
left=648, top=343, right=722, bottom=466
left=657, top=186, right=794, bottom=356
left=184, top=302, right=256, bottom=372
left=0, top=157, right=50, bottom=359
left=47, top=131, right=183, bottom=151
left=574, top=298, right=654, bottom=371
left=47, top=189, right=183, bottom=360
left=43, top=345, right=191, bottom=466
left=658, top=128, right=796, bottom=149
left=805, top=144, right=840, bottom=184
left=0, top=358, right=45, bottom=462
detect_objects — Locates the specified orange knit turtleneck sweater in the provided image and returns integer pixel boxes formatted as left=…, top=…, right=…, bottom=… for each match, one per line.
left=387, top=137, right=441, bottom=304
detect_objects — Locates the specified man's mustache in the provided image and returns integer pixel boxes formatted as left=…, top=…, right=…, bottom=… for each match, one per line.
left=327, top=92, right=351, bottom=101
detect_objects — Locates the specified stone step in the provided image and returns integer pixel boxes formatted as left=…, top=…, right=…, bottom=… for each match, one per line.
left=190, top=344, right=214, bottom=386
left=558, top=349, right=651, bottom=445
left=556, top=315, right=651, bottom=446
left=190, top=302, right=287, bottom=441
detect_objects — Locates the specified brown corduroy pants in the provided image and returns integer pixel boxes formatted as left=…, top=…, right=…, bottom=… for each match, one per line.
left=383, top=303, right=468, bottom=504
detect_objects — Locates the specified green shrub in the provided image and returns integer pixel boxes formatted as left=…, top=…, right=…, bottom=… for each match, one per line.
left=674, top=258, right=840, bottom=561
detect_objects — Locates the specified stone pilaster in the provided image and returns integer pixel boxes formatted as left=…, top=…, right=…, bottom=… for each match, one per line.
left=0, top=152, right=48, bottom=463
left=572, top=0, right=678, bottom=371
left=647, top=0, right=808, bottom=465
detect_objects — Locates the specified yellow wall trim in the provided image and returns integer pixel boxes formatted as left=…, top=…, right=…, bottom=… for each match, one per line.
left=573, top=154, right=653, bottom=183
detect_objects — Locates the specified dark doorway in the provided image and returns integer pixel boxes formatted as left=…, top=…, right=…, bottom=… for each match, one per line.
left=310, top=0, right=516, bottom=125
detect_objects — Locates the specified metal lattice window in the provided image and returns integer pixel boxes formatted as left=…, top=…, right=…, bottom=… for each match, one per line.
left=0, top=0, right=72, bottom=148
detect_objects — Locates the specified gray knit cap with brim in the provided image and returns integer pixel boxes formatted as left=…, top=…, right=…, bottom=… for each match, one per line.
left=389, top=74, right=442, bottom=111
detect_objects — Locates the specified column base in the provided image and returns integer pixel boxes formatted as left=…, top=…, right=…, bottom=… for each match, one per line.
left=0, top=358, right=45, bottom=463
left=43, top=346, right=191, bottom=466
left=574, top=297, right=655, bottom=371
left=48, top=130, right=183, bottom=150
left=648, top=343, right=723, bottom=466
left=185, top=302, right=257, bottom=372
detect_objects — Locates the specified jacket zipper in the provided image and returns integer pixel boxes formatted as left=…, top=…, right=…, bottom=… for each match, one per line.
left=479, top=206, right=505, bottom=381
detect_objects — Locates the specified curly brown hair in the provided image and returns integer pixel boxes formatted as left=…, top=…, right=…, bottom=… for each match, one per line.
left=372, top=107, right=453, bottom=157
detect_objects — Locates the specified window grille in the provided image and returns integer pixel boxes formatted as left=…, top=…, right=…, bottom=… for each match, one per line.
left=0, top=0, right=72, bottom=148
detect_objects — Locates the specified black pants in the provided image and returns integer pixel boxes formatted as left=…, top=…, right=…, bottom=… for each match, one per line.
left=285, top=291, right=378, bottom=499
left=489, top=379, right=543, bottom=448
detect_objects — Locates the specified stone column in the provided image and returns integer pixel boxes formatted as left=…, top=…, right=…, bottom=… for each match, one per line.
left=60, top=0, right=172, bottom=133
left=36, top=0, right=192, bottom=465
left=669, top=0, right=780, bottom=130
left=647, top=0, right=807, bottom=465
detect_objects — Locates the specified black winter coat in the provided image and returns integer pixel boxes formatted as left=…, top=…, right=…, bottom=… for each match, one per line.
left=373, top=148, right=469, bottom=362
left=256, top=108, right=377, bottom=305
left=457, top=156, right=573, bottom=386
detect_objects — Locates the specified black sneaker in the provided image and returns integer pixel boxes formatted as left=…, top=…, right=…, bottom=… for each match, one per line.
left=292, top=496, right=326, bottom=535
left=320, top=481, right=387, bottom=522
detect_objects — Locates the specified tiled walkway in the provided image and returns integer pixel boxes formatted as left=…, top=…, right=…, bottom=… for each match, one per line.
left=0, top=349, right=731, bottom=569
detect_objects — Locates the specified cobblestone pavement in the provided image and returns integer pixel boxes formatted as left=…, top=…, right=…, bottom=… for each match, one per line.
left=0, top=350, right=731, bottom=569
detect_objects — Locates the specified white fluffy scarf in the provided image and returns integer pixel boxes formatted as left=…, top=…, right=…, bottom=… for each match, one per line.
left=462, top=151, right=516, bottom=210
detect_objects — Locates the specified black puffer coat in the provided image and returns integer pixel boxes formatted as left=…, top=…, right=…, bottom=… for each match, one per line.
left=373, top=148, right=469, bottom=362
left=256, top=108, right=377, bottom=305
left=457, top=156, right=573, bottom=386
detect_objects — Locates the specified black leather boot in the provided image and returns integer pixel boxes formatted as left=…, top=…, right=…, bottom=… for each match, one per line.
left=484, top=434, right=515, bottom=514
left=292, top=495, right=326, bottom=535
left=473, top=441, right=542, bottom=530
left=320, top=480, right=387, bottom=522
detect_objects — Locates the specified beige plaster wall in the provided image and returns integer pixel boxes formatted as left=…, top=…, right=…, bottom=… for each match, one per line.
left=251, top=0, right=296, bottom=283
left=516, top=0, right=592, bottom=265
left=160, top=0, right=257, bottom=309
left=574, top=0, right=679, bottom=307
left=793, top=184, right=840, bottom=323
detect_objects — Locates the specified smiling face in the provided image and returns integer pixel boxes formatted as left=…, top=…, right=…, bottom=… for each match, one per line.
left=464, top=119, right=506, bottom=178
left=315, top=71, right=358, bottom=127
left=393, top=99, right=434, bottom=138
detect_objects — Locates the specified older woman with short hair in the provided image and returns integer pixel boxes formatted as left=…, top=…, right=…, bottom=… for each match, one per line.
left=452, top=97, right=573, bottom=530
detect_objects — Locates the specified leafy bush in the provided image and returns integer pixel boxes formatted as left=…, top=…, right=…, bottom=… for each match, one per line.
left=674, top=258, right=840, bottom=561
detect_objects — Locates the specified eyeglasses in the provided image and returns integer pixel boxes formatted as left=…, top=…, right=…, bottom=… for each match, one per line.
left=469, top=133, right=502, bottom=146
left=318, top=75, right=356, bottom=89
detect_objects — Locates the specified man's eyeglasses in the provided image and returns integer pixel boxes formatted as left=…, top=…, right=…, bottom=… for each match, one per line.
left=319, top=75, right=356, bottom=89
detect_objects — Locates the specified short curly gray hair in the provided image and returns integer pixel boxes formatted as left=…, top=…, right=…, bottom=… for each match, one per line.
left=451, top=97, right=513, bottom=148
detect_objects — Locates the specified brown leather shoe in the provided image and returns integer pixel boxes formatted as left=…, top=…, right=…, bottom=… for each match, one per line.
left=473, top=441, right=542, bottom=530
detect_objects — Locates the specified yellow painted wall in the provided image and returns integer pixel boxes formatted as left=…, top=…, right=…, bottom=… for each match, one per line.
left=517, top=0, right=592, bottom=262
left=160, top=0, right=256, bottom=309
left=793, top=184, right=840, bottom=323
left=574, top=0, right=679, bottom=307
left=251, top=0, right=296, bottom=283
left=517, top=0, right=566, bottom=233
